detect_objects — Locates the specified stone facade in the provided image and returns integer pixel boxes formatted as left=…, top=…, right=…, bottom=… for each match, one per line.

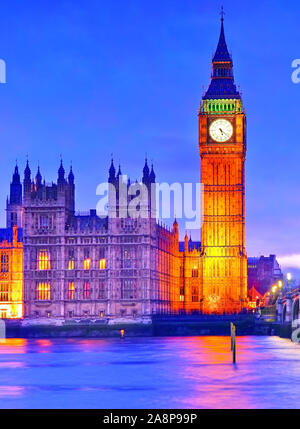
left=0, top=17, right=254, bottom=322
left=0, top=226, right=23, bottom=319
left=198, top=17, right=247, bottom=313
left=20, top=160, right=184, bottom=324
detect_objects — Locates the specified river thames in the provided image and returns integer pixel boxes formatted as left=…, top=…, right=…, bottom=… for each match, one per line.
left=0, top=336, right=299, bottom=409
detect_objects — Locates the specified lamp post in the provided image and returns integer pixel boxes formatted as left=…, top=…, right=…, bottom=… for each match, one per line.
left=287, top=272, right=292, bottom=293
left=271, top=285, right=277, bottom=302
left=278, top=280, right=283, bottom=297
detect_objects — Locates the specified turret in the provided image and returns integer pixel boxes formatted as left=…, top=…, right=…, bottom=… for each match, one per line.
left=24, top=160, right=31, bottom=190
left=142, top=158, right=150, bottom=185
left=6, top=164, right=23, bottom=228
left=68, top=165, right=75, bottom=214
left=184, top=231, right=189, bottom=254
left=117, top=164, right=122, bottom=179
left=173, top=217, right=179, bottom=243
left=35, top=166, right=42, bottom=187
left=108, top=158, right=116, bottom=184
left=68, top=165, right=74, bottom=184
left=9, top=164, right=22, bottom=204
left=57, top=159, right=65, bottom=185
left=149, top=163, right=156, bottom=183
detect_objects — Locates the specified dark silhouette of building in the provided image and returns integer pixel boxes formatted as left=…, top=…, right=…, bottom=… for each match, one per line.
left=247, top=255, right=283, bottom=299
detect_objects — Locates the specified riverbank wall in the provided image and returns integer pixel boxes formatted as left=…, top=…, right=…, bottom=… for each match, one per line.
left=3, top=316, right=293, bottom=339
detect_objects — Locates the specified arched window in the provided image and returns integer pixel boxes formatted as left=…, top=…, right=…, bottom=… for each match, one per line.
left=36, top=282, right=51, bottom=301
left=83, top=282, right=90, bottom=299
left=37, top=250, right=50, bottom=270
left=99, top=259, right=106, bottom=270
left=0, top=284, right=9, bottom=301
left=98, top=282, right=106, bottom=299
left=192, top=268, right=198, bottom=278
left=84, top=258, right=91, bottom=270
left=0, top=253, right=9, bottom=273
left=68, top=282, right=75, bottom=300
left=121, top=280, right=137, bottom=300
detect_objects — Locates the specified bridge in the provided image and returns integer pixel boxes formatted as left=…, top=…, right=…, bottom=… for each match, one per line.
left=276, top=288, right=300, bottom=325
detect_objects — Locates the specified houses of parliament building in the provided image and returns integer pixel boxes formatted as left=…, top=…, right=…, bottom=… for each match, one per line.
left=0, top=17, right=249, bottom=323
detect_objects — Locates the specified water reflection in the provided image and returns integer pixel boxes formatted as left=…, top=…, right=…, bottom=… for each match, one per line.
left=0, top=336, right=299, bottom=408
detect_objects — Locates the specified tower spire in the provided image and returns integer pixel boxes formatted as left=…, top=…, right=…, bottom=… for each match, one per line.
left=202, top=12, right=241, bottom=100
left=212, top=8, right=231, bottom=63
left=220, top=5, right=224, bottom=23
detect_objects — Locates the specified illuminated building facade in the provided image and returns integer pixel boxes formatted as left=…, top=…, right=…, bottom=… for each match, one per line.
left=0, top=226, right=23, bottom=319
left=198, top=16, right=247, bottom=313
left=1, top=16, right=250, bottom=321
left=22, top=160, right=181, bottom=323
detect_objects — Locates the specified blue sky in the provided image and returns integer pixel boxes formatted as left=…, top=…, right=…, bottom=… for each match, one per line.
left=0, top=0, right=300, bottom=269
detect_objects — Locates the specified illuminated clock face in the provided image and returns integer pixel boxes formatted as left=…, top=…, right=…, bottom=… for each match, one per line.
left=209, top=119, right=233, bottom=142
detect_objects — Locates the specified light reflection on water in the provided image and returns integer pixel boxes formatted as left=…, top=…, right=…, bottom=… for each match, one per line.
left=0, top=336, right=299, bottom=409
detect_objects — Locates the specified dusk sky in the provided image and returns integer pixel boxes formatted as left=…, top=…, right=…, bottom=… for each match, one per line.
left=0, top=0, right=299, bottom=272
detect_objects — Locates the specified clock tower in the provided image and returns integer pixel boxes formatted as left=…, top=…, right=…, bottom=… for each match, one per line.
left=199, top=14, right=247, bottom=313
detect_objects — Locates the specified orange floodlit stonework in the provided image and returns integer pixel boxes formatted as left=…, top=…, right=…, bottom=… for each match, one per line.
left=198, top=17, right=247, bottom=313
left=0, top=17, right=249, bottom=323
left=0, top=226, right=23, bottom=319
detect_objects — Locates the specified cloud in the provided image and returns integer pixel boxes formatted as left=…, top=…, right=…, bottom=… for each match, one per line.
left=277, top=254, right=300, bottom=269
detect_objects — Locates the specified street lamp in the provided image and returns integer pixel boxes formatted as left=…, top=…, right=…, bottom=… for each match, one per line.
left=287, top=272, right=292, bottom=293
left=272, top=285, right=277, bottom=300
left=278, top=280, right=283, bottom=297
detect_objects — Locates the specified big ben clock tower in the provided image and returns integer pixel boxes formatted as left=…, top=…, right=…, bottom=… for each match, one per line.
left=199, top=13, right=247, bottom=313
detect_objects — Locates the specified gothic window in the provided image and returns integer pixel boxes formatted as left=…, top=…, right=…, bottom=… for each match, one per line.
left=68, top=282, right=75, bottom=300
left=83, top=248, right=91, bottom=270
left=68, top=248, right=75, bottom=270
left=98, top=282, right=106, bottom=299
left=121, top=280, right=137, bottom=300
left=192, top=287, right=199, bottom=302
left=122, top=248, right=135, bottom=268
left=40, top=215, right=49, bottom=229
left=37, top=250, right=51, bottom=270
left=0, top=253, right=9, bottom=273
left=0, top=284, right=9, bottom=301
left=192, top=268, right=198, bottom=278
left=84, top=248, right=89, bottom=258
left=36, top=282, right=51, bottom=301
left=0, top=310, right=7, bottom=319
left=10, top=212, right=17, bottom=226
left=99, top=247, right=105, bottom=259
left=99, top=259, right=106, bottom=270
left=83, top=282, right=90, bottom=299
left=84, top=258, right=91, bottom=270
